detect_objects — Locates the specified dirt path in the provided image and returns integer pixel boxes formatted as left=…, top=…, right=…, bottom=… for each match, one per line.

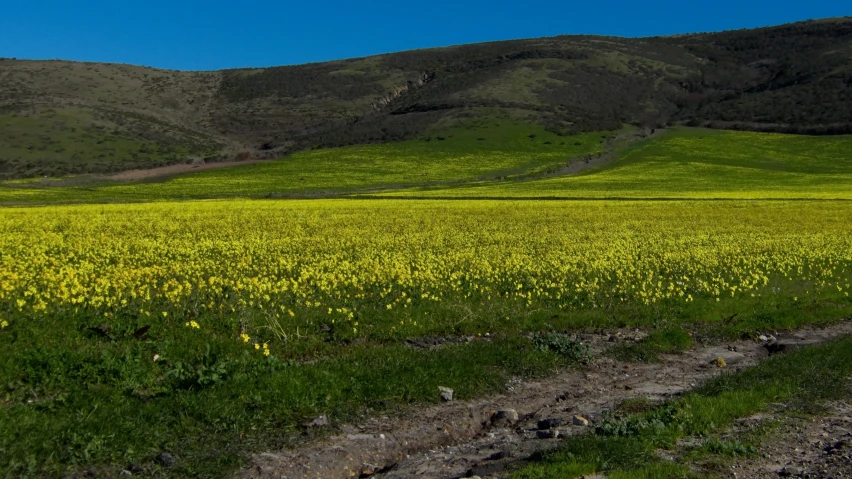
left=536, top=128, right=664, bottom=179
left=239, top=321, right=852, bottom=479
left=722, top=401, right=852, bottom=478
left=107, top=159, right=267, bottom=181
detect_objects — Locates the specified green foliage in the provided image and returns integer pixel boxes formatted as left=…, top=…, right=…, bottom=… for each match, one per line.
left=0, top=107, right=219, bottom=179
left=532, top=332, right=591, bottom=362
left=610, top=326, right=693, bottom=363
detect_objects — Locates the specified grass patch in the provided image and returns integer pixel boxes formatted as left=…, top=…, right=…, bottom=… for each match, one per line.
left=0, top=335, right=576, bottom=478
left=512, top=334, right=852, bottom=478
left=380, top=128, right=852, bottom=199
left=0, top=107, right=218, bottom=180
left=610, top=326, right=693, bottom=362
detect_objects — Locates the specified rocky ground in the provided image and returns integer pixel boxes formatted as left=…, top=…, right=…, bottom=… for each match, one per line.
left=238, top=321, right=852, bottom=479
left=723, top=401, right=851, bottom=479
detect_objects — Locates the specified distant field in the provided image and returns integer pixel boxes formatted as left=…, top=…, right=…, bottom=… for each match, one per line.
left=0, top=119, right=606, bottom=204
left=379, top=129, right=852, bottom=199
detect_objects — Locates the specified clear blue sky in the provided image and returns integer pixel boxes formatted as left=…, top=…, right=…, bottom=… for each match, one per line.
left=0, top=0, right=849, bottom=71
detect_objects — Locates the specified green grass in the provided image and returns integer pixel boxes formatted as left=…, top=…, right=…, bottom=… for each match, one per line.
left=380, top=128, right=852, bottom=199
left=0, top=333, right=575, bottom=478
left=512, top=334, right=852, bottom=479
left=0, top=107, right=218, bottom=179
left=0, top=118, right=607, bottom=204
left=609, top=326, right=693, bottom=362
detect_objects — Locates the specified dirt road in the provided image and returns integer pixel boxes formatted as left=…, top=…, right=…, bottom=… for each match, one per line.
left=240, top=321, right=852, bottom=479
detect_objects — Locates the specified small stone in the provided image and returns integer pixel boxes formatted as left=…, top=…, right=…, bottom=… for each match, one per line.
left=309, top=414, right=329, bottom=427
left=711, top=357, right=727, bottom=368
left=486, top=450, right=507, bottom=460
left=491, top=409, right=519, bottom=427
left=779, top=465, right=804, bottom=476
left=438, top=386, right=454, bottom=402
left=536, top=429, right=560, bottom=439
left=119, top=470, right=133, bottom=477
left=572, top=415, right=589, bottom=426
left=361, top=463, right=378, bottom=476
left=155, top=453, right=175, bottom=467
left=537, top=418, right=562, bottom=430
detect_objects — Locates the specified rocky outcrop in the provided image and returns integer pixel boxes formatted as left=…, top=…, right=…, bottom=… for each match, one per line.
left=370, top=71, right=435, bottom=110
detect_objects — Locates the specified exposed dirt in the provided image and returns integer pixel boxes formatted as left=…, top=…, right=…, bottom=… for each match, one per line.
left=239, top=321, right=852, bottom=479
left=107, top=159, right=267, bottom=181
left=723, top=401, right=852, bottom=479
left=544, top=128, right=662, bottom=178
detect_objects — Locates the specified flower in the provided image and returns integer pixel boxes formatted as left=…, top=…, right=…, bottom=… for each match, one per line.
left=0, top=320, right=8, bottom=329
left=240, top=333, right=251, bottom=343
left=254, top=343, right=260, bottom=350
left=185, top=321, right=200, bottom=329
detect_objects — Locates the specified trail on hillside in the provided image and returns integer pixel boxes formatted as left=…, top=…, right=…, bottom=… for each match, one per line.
left=239, top=321, right=852, bottom=479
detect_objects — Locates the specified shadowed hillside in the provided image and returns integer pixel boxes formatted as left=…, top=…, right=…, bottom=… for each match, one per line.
left=0, top=17, right=850, bottom=179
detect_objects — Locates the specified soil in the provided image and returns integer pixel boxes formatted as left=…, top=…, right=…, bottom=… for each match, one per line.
left=238, top=321, right=852, bottom=479
left=724, top=401, right=852, bottom=479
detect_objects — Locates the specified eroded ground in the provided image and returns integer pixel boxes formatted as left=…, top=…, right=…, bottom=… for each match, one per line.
left=240, top=322, right=852, bottom=479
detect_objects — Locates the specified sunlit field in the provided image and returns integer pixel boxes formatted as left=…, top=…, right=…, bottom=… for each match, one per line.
left=1, top=129, right=851, bottom=477
left=379, top=129, right=852, bottom=198
left=0, top=120, right=606, bottom=204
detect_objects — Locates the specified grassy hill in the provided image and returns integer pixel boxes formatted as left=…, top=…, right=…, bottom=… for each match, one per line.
left=0, top=116, right=612, bottom=203
left=2, top=126, right=850, bottom=204
left=381, top=128, right=852, bottom=199
left=1, top=17, right=850, bottom=179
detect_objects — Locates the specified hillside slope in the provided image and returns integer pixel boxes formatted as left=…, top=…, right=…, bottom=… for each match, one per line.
left=0, top=17, right=850, bottom=179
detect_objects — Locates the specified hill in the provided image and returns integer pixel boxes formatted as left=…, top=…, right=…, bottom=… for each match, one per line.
left=1, top=17, right=850, bottom=179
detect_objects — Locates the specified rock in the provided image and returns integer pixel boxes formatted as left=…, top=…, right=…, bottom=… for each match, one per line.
left=536, top=429, right=560, bottom=439
left=486, top=450, right=507, bottom=460
left=346, top=434, right=375, bottom=441
left=491, top=409, right=519, bottom=427
left=360, top=463, right=379, bottom=476
left=155, top=453, right=175, bottom=467
left=467, top=461, right=508, bottom=476
left=309, top=414, right=329, bottom=427
left=779, top=465, right=804, bottom=476
left=711, top=357, right=727, bottom=368
left=572, top=415, right=589, bottom=426
left=119, top=470, right=133, bottom=477
left=438, top=386, right=454, bottom=402
left=537, top=418, right=562, bottom=430
left=765, top=339, right=822, bottom=355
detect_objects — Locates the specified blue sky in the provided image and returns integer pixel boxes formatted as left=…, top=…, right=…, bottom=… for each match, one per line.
left=0, top=0, right=849, bottom=70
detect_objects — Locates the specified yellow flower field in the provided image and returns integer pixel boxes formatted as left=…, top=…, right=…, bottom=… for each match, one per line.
left=1, top=199, right=849, bottom=339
